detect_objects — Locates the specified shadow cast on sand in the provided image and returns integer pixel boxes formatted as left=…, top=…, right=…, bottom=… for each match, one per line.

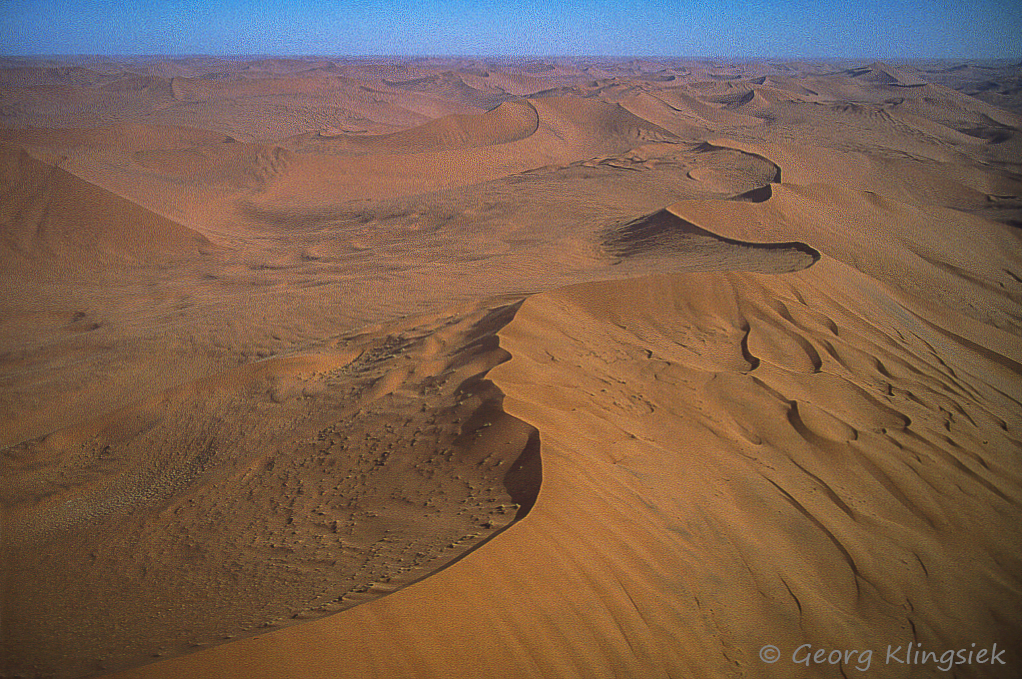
left=603, top=206, right=821, bottom=266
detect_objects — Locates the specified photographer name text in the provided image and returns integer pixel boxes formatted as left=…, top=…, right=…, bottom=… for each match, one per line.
left=758, top=642, right=1007, bottom=672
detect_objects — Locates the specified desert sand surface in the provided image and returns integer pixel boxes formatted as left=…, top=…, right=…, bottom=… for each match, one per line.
left=1, top=56, right=1021, bottom=678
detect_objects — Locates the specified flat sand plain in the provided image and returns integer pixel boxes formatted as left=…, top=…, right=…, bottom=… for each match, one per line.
left=1, top=56, right=1021, bottom=678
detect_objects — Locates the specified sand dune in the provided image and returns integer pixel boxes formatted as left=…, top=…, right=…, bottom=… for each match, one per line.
left=95, top=252, right=1022, bottom=679
left=641, top=87, right=764, bottom=128
left=845, top=61, right=928, bottom=87
left=667, top=182, right=1022, bottom=335
left=245, top=95, right=680, bottom=208
left=2, top=57, right=1021, bottom=679
left=605, top=207, right=819, bottom=270
left=305, top=99, right=539, bottom=154
left=2, top=303, right=541, bottom=678
left=0, top=147, right=215, bottom=268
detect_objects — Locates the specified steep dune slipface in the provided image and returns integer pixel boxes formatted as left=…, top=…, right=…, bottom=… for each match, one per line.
left=1, top=304, right=542, bottom=678
left=0, top=148, right=215, bottom=267
left=604, top=207, right=818, bottom=272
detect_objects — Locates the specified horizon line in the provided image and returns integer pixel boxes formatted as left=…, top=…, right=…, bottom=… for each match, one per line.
left=3, top=53, right=1021, bottom=63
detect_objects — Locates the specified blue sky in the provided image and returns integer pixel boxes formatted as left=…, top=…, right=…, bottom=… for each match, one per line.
left=2, top=0, right=1020, bottom=58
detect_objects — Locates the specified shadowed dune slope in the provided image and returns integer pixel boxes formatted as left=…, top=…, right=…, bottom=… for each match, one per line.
left=1, top=304, right=542, bottom=678
left=845, top=62, right=928, bottom=87
left=0, top=148, right=215, bottom=268
left=604, top=207, right=819, bottom=272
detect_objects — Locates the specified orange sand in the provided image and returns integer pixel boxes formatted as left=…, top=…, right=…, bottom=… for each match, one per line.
left=1, top=57, right=1020, bottom=679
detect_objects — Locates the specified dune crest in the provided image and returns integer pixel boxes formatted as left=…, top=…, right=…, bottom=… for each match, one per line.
left=308, top=99, right=540, bottom=154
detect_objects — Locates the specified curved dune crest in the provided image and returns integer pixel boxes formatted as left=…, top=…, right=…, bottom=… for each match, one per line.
left=302, top=96, right=676, bottom=157
left=326, top=99, right=540, bottom=153
left=665, top=181, right=1022, bottom=344
left=648, top=87, right=764, bottom=127
left=528, top=96, right=680, bottom=145
left=252, top=95, right=682, bottom=207
left=604, top=207, right=819, bottom=272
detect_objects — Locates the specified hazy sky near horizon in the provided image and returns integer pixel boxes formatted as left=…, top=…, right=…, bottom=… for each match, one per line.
left=2, top=0, right=1020, bottom=59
